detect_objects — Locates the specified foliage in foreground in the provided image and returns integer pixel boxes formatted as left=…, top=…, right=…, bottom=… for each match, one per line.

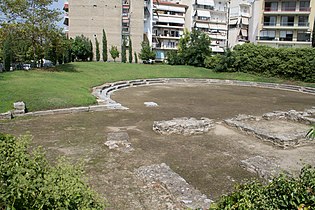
left=206, top=44, right=315, bottom=82
left=0, top=133, right=105, bottom=209
left=214, top=166, right=315, bottom=209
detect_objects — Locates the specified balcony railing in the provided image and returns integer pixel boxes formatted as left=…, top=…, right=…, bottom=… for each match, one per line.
left=281, top=7, right=296, bottom=11
left=263, top=22, right=276, bottom=26
left=257, top=36, right=276, bottom=41
left=299, top=7, right=310, bottom=11
left=298, top=22, right=309, bottom=26
left=264, top=7, right=278, bottom=12
left=280, top=22, right=294, bottom=26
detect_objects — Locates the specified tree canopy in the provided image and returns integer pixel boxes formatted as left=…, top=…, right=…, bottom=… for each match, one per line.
left=0, top=0, right=62, bottom=66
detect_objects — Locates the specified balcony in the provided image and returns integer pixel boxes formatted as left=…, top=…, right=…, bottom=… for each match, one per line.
left=63, top=2, right=69, bottom=12
left=264, top=9, right=311, bottom=15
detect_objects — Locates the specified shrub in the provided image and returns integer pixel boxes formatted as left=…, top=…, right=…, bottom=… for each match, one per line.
left=0, top=133, right=106, bottom=209
left=213, top=165, right=315, bottom=209
left=204, top=55, right=222, bottom=69
left=225, top=43, right=315, bottom=82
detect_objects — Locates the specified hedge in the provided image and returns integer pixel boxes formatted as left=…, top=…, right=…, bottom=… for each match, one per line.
left=206, top=44, right=315, bottom=83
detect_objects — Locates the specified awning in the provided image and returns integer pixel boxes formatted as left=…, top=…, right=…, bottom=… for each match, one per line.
left=210, top=24, right=228, bottom=30
left=229, top=19, right=238, bottom=25
left=197, top=0, right=215, bottom=6
left=158, top=16, right=185, bottom=24
left=241, top=29, right=248, bottom=37
left=197, top=10, right=211, bottom=17
left=211, top=46, right=224, bottom=53
left=196, top=23, right=210, bottom=28
left=156, top=5, right=186, bottom=13
left=242, top=17, right=249, bottom=25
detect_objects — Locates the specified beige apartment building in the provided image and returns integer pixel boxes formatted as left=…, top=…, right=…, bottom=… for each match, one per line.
left=249, top=0, right=314, bottom=48
left=64, top=0, right=144, bottom=61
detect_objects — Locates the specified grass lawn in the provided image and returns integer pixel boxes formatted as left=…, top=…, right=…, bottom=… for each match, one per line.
left=0, top=62, right=314, bottom=113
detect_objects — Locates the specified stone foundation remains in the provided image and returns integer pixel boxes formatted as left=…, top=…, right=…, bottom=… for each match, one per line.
left=104, top=132, right=134, bottom=153
left=153, top=117, right=214, bottom=135
left=135, top=163, right=212, bottom=209
left=225, top=108, right=315, bottom=149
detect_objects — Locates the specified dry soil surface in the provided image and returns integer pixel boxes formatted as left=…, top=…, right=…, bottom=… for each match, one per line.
left=0, top=83, right=314, bottom=209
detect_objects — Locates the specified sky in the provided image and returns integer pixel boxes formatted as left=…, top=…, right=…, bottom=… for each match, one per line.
left=51, top=0, right=66, bottom=28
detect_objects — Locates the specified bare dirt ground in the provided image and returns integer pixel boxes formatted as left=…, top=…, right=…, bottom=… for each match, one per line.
left=0, top=84, right=314, bottom=209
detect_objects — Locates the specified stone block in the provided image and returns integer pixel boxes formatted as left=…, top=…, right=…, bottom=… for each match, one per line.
left=0, top=111, right=12, bottom=120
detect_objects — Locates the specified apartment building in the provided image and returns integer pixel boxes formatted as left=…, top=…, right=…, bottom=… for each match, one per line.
left=151, top=0, right=188, bottom=61
left=64, top=0, right=144, bottom=61
left=249, top=0, right=314, bottom=48
left=228, top=0, right=251, bottom=47
left=190, top=0, right=229, bottom=53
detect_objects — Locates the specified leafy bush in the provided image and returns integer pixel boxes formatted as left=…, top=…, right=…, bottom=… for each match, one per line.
left=213, top=166, right=315, bottom=209
left=213, top=43, right=315, bottom=82
left=204, top=55, right=221, bottom=69
left=0, top=133, right=106, bottom=209
left=167, top=29, right=211, bottom=67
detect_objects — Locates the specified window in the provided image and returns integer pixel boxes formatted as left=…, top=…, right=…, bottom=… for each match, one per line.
left=299, top=1, right=310, bottom=11
left=265, top=2, right=278, bottom=11
left=260, top=30, right=275, bottom=40
left=297, top=31, right=310, bottom=41
left=298, top=16, right=309, bottom=26
left=281, top=16, right=294, bottom=26
left=281, top=2, right=296, bottom=11
left=280, top=30, right=293, bottom=41
left=163, top=30, right=169, bottom=36
left=264, top=16, right=276, bottom=26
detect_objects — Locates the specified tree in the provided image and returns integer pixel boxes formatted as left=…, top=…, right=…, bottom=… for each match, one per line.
left=312, top=20, right=315, bottom=47
left=129, top=38, right=133, bottom=63
left=72, top=35, right=92, bottom=61
left=134, top=51, right=138, bottom=63
left=167, top=29, right=211, bottom=66
left=95, top=38, right=100, bottom=61
left=138, top=41, right=155, bottom=61
left=0, top=0, right=62, bottom=67
left=110, top=46, right=119, bottom=62
left=121, top=38, right=127, bottom=63
left=102, top=29, right=107, bottom=62
left=89, top=40, right=93, bottom=61
left=3, top=35, right=12, bottom=71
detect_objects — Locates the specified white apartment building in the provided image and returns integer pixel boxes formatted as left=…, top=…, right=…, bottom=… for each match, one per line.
left=228, top=0, right=251, bottom=47
left=249, top=0, right=314, bottom=48
left=191, top=0, right=229, bottom=53
left=151, top=0, right=188, bottom=61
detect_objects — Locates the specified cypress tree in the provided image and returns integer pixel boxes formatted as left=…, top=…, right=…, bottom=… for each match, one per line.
left=89, top=40, right=93, bottom=61
left=95, top=38, right=100, bottom=61
left=102, top=29, right=108, bottom=61
left=128, top=38, right=133, bottom=63
left=134, top=52, right=138, bottom=64
left=121, top=38, right=127, bottom=63
left=312, top=21, right=315, bottom=47
left=3, top=35, right=12, bottom=71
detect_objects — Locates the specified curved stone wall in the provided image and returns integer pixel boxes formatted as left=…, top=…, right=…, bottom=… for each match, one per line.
left=92, top=78, right=315, bottom=109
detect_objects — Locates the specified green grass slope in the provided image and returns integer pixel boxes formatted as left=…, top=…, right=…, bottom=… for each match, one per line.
left=0, top=62, right=313, bottom=113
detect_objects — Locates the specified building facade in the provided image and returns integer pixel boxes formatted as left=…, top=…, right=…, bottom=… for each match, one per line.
left=64, top=0, right=144, bottom=61
left=228, top=0, right=251, bottom=47
left=151, top=0, right=188, bottom=61
left=249, top=0, right=314, bottom=48
left=64, top=0, right=314, bottom=61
